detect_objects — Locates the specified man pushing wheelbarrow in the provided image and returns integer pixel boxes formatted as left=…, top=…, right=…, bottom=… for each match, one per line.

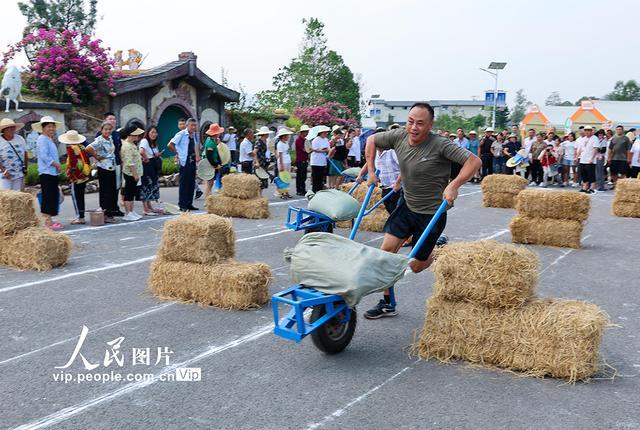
left=362, top=102, right=481, bottom=319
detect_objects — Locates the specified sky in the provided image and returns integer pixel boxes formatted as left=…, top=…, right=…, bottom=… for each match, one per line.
left=1, top=0, right=639, bottom=109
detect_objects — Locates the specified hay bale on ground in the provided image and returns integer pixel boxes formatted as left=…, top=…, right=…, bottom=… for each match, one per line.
left=413, top=297, right=608, bottom=382
left=510, top=215, right=583, bottom=249
left=612, top=199, right=640, bottom=218
left=432, top=240, right=538, bottom=308
left=0, top=190, right=39, bottom=235
left=149, top=258, right=271, bottom=310
left=339, top=183, right=382, bottom=209
left=614, top=178, right=640, bottom=203
left=205, top=195, right=269, bottom=219
left=157, top=214, right=235, bottom=264
left=482, top=192, right=519, bottom=209
left=336, top=207, right=389, bottom=232
left=515, top=189, right=590, bottom=221
left=221, top=174, right=261, bottom=199
left=0, top=227, right=72, bottom=270
left=481, top=174, right=528, bottom=194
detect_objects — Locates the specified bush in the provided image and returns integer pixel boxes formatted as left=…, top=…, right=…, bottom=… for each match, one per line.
left=161, top=158, right=180, bottom=175
left=24, top=163, right=68, bottom=185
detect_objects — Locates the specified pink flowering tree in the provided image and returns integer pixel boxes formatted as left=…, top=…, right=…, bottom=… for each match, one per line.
left=2, top=28, right=115, bottom=105
left=294, top=101, right=357, bottom=128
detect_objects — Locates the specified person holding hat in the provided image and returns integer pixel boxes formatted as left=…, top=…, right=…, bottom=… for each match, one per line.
left=202, top=123, right=224, bottom=198
left=310, top=125, right=331, bottom=192
left=0, top=118, right=28, bottom=191
left=168, top=118, right=200, bottom=211
left=119, top=125, right=145, bottom=220
left=254, top=126, right=271, bottom=189
left=239, top=128, right=255, bottom=175
left=34, top=116, right=63, bottom=229
left=138, top=126, right=162, bottom=215
left=294, top=125, right=310, bottom=195
left=275, top=127, right=293, bottom=199
left=61, top=130, right=91, bottom=224
left=221, top=126, right=238, bottom=165
left=502, top=133, right=522, bottom=175
left=576, top=125, right=599, bottom=194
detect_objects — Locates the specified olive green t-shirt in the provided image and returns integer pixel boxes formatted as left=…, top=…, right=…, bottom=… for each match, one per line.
left=374, top=129, right=471, bottom=214
left=609, top=135, right=631, bottom=161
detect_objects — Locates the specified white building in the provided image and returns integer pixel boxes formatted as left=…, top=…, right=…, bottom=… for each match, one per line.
left=367, top=97, right=490, bottom=128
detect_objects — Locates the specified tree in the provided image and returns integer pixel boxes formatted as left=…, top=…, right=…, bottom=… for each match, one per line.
left=545, top=91, right=573, bottom=106
left=257, top=18, right=361, bottom=119
left=434, top=114, right=486, bottom=133
left=293, top=101, right=357, bottom=127
left=511, top=89, right=531, bottom=125
left=605, top=80, right=640, bottom=101
left=575, top=96, right=600, bottom=106
left=18, top=0, right=98, bottom=35
left=495, top=105, right=511, bottom=129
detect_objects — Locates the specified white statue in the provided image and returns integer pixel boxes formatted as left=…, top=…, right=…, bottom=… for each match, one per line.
left=1, top=65, right=24, bottom=112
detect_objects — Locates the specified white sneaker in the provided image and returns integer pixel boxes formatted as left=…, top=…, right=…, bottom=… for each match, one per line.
left=132, top=211, right=143, bottom=220
left=123, top=213, right=137, bottom=221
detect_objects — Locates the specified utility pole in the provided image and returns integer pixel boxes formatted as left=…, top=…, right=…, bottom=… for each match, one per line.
left=480, top=62, right=507, bottom=128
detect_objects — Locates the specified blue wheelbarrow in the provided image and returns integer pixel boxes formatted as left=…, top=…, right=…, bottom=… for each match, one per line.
left=272, top=183, right=449, bottom=354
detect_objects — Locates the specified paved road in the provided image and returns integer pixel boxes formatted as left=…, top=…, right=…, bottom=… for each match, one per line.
left=1, top=184, right=638, bottom=430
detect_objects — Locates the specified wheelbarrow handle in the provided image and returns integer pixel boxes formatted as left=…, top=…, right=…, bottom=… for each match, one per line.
left=348, top=169, right=380, bottom=195
left=363, top=188, right=399, bottom=216
left=348, top=182, right=376, bottom=240
left=408, top=199, right=449, bottom=260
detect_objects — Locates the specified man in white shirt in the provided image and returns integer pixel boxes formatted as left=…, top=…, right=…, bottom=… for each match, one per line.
left=310, top=126, right=331, bottom=192
left=222, top=126, right=238, bottom=165
left=239, top=128, right=255, bottom=174
left=522, top=128, right=537, bottom=182
left=347, top=128, right=361, bottom=167
left=576, top=126, right=599, bottom=194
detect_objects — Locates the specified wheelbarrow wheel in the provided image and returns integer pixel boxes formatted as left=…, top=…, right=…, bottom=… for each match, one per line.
left=310, top=305, right=356, bottom=354
left=304, top=223, right=334, bottom=235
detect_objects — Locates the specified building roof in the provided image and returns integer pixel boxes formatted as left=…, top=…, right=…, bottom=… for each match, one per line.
left=537, top=106, right=575, bottom=127
left=112, top=59, right=239, bottom=102
left=593, top=101, right=640, bottom=126
left=370, top=99, right=486, bottom=107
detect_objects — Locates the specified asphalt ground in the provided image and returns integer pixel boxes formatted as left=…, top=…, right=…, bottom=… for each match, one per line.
left=1, top=183, right=638, bottom=430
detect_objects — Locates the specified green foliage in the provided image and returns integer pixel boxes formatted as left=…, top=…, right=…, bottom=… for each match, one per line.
left=545, top=91, right=572, bottom=106
left=225, top=109, right=275, bottom=137
left=17, top=0, right=98, bottom=35
left=434, top=114, right=487, bottom=133
left=495, top=105, right=511, bottom=129
left=574, top=96, right=600, bottom=106
left=511, top=89, right=531, bottom=125
left=257, top=18, right=361, bottom=119
left=605, top=80, right=640, bottom=101
left=161, top=158, right=179, bottom=175
left=285, top=115, right=302, bottom=130
left=24, top=162, right=67, bottom=185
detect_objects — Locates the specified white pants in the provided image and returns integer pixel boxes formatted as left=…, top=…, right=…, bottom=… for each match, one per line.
left=0, top=176, right=23, bottom=191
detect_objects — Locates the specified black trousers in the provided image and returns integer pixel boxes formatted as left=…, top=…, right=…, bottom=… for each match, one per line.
left=179, top=160, right=196, bottom=209
left=71, top=181, right=87, bottom=218
left=39, top=174, right=59, bottom=216
left=296, top=161, right=308, bottom=194
left=241, top=161, right=253, bottom=175
left=311, top=165, right=325, bottom=193
left=97, top=167, right=119, bottom=216
left=531, top=159, right=543, bottom=184
left=481, top=155, right=493, bottom=177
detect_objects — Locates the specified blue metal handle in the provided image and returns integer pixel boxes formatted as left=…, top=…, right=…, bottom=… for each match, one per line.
left=363, top=188, right=398, bottom=216
left=347, top=168, right=380, bottom=195
left=408, top=200, right=449, bottom=260
left=349, top=183, right=376, bottom=240
left=328, top=158, right=344, bottom=174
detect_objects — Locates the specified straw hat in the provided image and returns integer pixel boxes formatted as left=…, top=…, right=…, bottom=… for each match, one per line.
left=299, top=124, right=310, bottom=132
left=276, top=127, right=293, bottom=138
left=0, top=118, right=24, bottom=132
left=32, top=116, right=62, bottom=133
left=509, top=133, right=517, bottom=138
left=506, top=149, right=529, bottom=168
left=58, top=130, right=87, bottom=145
left=316, top=125, right=331, bottom=133
left=217, top=142, right=231, bottom=165
left=485, top=126, right=495, bottom=132
left=206, top=123, right=224, bottom=136
left=255, top=126, right=271, bottom=136
left=228, top=126, right=237, bottom=133
left=583, top=125, right=594, bottom=131
left=469, top=130, right=477, bottom=135
left=331, top=125, right=343, bottom=133
left=120, top=125, right=144, bottom=139
left=196, top=159, right=216, bottom=180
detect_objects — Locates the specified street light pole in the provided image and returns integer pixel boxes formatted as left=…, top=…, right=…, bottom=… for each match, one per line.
left=480, top=62, right=507, bottom=129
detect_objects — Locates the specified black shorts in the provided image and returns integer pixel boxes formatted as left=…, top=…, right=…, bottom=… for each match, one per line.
left=123, top=174, right=139, bottom=201
left=610, top=160, right=629, bottom=176
left=381, top=187, right=401, bottom=215
left=383, top=197, right=447, bottom=261
left=579, top=163, right=595, bottom=183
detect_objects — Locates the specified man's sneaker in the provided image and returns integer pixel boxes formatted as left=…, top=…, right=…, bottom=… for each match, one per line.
left=123, top=213, right=137, bottom=221
left=364, top=300, right=397, bottom=319
left=195, top=190, right=203, bottom=200
left=436, top=234, right=449, bottom=247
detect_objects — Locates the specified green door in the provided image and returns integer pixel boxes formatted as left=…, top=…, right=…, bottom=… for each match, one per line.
left=157, top=105, right=187, bottom=157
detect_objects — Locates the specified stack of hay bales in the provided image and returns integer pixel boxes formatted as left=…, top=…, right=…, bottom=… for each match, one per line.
left=510, top=190, right=590, bottom=248
left=414, top=240, right=608, bottom=382
left=481, top=174, right=529, bottom=208
left=0, top=190, right=72, bottom=270
left=336, top=184, right=388, bottom=232
left=612, top=178, right=640, bottom=218
left=149, top=213, right=271, bottom=310
left=205, top=174, right=269, bottom=219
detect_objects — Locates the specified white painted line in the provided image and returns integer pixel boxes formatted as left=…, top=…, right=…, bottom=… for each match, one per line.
left=0, top=303, right=174, bottom=367
left=0, top=229, right=293, bottom=294
left=270, top=197, right=306, bottom=206
left=13, top=323, right=275, bottom=430
left=305, top=367, right=411, bottom=430
left=482, top=229, right=509, bottom=240
left=539, top=235, right=591, bottom=275
left=65, top=215, right=176, bottom=235
left=459, top=190, right=482, bottom=197
left=119, top=237, right=135, bottom=241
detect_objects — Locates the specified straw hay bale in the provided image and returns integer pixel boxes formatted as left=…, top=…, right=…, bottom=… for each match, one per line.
left=413, top=297, right=608, bottom=382
left=0, top=190, right=39, bottom=235
left=0, top=227, right=72, bottom=271
left=336, top=207, right=388, bottom=232
left=205, top=195, right=269, bottom=219
left=615, top=178, right=640, bottom=203
left=481, top=174, right=528, bottom=194
left=482, top=192, right=518, bottom=209
left=515, top=189, right=591, bottom=221
left=221, top=173, right=261, bottom=199
left=149, top=258, right=271, bottom=310
left=432, top=240, right=537, bottom=308
left=510, top=215, right=583, bottom=249
left=157, top=214, right=235, bottom=264
left=339, top=183, right=382, bottom=209
left=612, top=199, right=640, bottom=218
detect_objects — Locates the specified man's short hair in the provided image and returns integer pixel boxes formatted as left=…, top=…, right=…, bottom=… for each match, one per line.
left=578, top=126, right=584, bottom=130
left=178, top=117, right=187, bottom=123
left=528, top=128, right=536, bottom=132
left=185, top=118, right=197, bottom=126
left=104, top=111, right=115, bottom=118
left=409, top=102, right=435, bottom=120
left=616, top=125, right=624, bottom=129
left=244, top=128, right=253, bottom=136
left=630, top=128, right=636, bottom=133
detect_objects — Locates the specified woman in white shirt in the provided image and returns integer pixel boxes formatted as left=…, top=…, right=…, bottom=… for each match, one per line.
left=138, top=126, right=162, bottom=215
left=275, top=128, right=293, bottom=199
left=310, top=126, right=331, bottom=193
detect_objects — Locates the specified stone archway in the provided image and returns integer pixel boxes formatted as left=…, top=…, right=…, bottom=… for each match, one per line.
left=150, top=97, right=197, bottom=126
